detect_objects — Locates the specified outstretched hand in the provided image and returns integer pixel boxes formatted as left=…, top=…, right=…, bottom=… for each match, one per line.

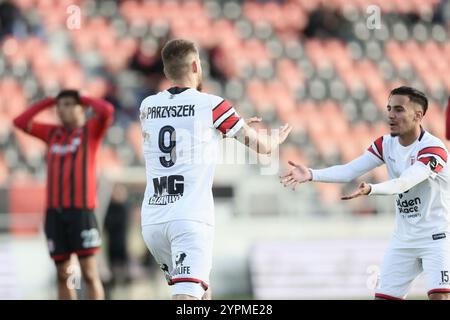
left=276, top=123, right=292, bottom=146
left=341, top=182, right=371, bottom=200
left=245, top=116, right=262, bottom=126
left=280, top=160, right=312, bottom=190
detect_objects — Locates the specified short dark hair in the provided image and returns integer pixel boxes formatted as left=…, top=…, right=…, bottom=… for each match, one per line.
left=389, top=86, right=428, bottom=115
left=56, top=89, right=81, bottom=104
left=161, top=39, right=198, bottom=80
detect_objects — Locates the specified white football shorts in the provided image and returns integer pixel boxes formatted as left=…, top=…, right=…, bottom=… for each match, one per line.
left=375, top=240, right=450, bottom=299
left=142, top=220, right=214, bottom=299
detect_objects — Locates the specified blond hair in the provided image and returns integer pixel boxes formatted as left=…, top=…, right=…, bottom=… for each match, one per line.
left=161, top=39, right=198, bottom=80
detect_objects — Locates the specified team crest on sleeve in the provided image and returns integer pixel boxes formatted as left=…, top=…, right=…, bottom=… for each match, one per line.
left=428, top=157, right=438, bottom=172
left=417, top=146, right=447, bottom=173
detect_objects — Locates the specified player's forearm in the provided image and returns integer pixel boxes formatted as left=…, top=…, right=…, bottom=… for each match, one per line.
left=80, top=96, right=114, bottom=121
left=252, top=134, right=272, bottom=155
left=13, top=97, right=55, bottom=131
left=369, top=164, right=430, bottom=195
left=311, top=152, right=381, bottom=183
left=246, top=137, right=273, bottom=155
left=237, top=124, right=272, bottom=154
left=311, top=165, right=361, bottom=183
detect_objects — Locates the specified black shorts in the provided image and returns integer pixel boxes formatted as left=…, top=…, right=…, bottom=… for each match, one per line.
left=44, top=208, right=101, bottom=262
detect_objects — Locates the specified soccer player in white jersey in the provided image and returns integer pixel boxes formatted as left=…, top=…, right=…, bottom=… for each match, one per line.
left=281, top=86, right=450, bottom=300
left=140, top=39, right=292, bottom=300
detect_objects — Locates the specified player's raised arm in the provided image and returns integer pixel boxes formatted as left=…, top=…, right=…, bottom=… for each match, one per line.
left=80, top=96, right=114, bottom=138
left=341, top=160, right=433, bottom=200
left=13, top=97, right=57, bottom=142
left=234, top=121, right=292, bottom=155
left=80, top=96, right=114, bottom=122
left=280, top=150, right=383, bottom=190
left=212, top=97, right=292, bottom=154
left=343, top=143, right=448, bottom=200
left=13, top=97, right=56, bottom=133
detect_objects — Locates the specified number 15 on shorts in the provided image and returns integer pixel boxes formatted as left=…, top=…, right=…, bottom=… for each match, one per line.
left=441, top=271, right=449, bottom=283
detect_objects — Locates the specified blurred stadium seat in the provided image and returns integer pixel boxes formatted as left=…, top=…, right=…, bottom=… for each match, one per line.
left=0, top=0, right=448, bottom=216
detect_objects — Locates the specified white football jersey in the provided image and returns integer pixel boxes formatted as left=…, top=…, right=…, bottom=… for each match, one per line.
left=367, top=129, right=450, bottom=247
left=139, top=87, right=244, bottom=226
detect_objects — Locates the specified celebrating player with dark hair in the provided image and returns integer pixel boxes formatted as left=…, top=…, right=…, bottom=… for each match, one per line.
left=13, top=89, right=114, bottom=300
left=281, top=86, right=450, bottom=300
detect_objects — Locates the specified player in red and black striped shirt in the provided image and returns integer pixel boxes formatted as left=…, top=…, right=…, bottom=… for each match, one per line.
left=13, top=89, right=114, bottom=300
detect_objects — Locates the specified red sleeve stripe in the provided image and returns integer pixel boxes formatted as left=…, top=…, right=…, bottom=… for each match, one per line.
left=418, top=153, right=447, bottom=165
left=214, top=108, right=235, bottom=128
left=212, top=100, right=232, bottom=122
left=226, top=119, right=244, bottom=137
left=368, top=146, right=383, bottom=162
left=217, top=114, right=240, bottom=134
left=418, top=156, right=433, bottom=164
left=374, top=136, right=384, bottom=158
left=418, top=157, right=444, bottom=173
left=212, top=99, right=226, bottom=111
left=417, top=146, right=448, bottom=163
left=218, top=116, right=240, bottom=134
